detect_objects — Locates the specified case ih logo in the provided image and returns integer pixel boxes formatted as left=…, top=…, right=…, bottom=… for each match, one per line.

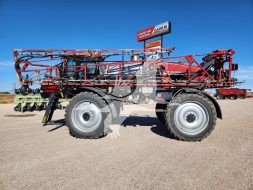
left=137, top=22, right=171, bottom=42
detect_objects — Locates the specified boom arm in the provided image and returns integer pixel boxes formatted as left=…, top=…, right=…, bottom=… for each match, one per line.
left=13, top=48, right=237, bottom=93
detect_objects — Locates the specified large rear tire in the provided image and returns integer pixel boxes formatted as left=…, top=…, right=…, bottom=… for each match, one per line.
left=165, top=93, right=217, bottom=141
left=65, top=92, right=111, bottom=139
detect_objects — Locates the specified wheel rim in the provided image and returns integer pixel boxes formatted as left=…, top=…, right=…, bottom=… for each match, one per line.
left=174, top=102, right=209, bottom=135
left=71, top=101, right=102, bottom=132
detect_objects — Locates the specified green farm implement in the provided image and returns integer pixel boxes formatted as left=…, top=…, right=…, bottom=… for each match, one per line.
left=14, top=94, right=65, bottom=112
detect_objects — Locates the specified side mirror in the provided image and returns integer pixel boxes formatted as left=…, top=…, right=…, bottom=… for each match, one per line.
left=232, top=63, right=238, bottom=71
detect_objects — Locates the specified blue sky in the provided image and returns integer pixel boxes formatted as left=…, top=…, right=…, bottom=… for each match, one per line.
left=0, top=0, right=253, bottom=91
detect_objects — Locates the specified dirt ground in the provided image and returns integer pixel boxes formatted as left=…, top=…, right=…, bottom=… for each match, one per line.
left=0, top=94, right=14, bottom=104
left=0, top=100, right=252, bottom=190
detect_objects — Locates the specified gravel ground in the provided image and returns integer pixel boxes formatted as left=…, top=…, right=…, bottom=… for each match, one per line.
left=0, top=99, right=252, bottom=190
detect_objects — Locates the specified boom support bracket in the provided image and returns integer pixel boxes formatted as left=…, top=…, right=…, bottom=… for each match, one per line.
left=42, top=93, right=59, bottom=125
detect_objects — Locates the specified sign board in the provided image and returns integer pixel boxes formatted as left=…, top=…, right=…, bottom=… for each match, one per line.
left=145, top=39, right=161, bottom=49
left=137, top=21, right=171, bottom=42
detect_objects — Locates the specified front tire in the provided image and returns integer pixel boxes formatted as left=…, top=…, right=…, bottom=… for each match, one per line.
left=165, top=93, right=217, bottom=141
left=65, top=92, right=111, bottom=139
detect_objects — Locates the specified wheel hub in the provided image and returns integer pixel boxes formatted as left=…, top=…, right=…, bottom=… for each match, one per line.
left=186, top=113, right=196, bottom=123
left=82, top=112, right=92, bottom=121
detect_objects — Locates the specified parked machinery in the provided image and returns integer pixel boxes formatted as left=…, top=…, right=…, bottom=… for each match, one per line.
left=215, top=88, right=249, bottom=100
left=12, top=46, right=238, bottom=141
